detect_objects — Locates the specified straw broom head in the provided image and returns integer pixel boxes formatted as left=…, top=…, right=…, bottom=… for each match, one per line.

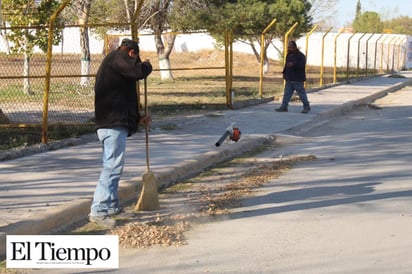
left=135, top=169, right=160, bottom=211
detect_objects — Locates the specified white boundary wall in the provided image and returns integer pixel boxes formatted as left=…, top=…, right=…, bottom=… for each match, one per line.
left=0, top=28, right=410, bottom=69
left=406, top=36, right=412, bottom=69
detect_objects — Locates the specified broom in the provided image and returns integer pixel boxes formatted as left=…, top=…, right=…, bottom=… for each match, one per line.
left=135, top=78, right=160, bottom=211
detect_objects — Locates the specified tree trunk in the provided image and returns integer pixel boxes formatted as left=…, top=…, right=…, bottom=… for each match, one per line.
left=78, top=0, right=91, bottom=86
left=0, top=0, right=10, bottom=54
left=249, top=39, right=270, bottom=74
left=23, top=53, right=33, bottom=95
left=154, top=33, right=176, bottom=80
left=263, top=57, right=270, bottom=74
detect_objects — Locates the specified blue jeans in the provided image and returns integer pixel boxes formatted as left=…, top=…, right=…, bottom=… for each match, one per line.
left=281, top=81, right=310, bottom=108
left=90, top=127, right=128, bottom=217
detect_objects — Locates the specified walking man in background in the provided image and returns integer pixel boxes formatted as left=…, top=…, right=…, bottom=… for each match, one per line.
left=89, top=38, right=153, bottom=228
left=276, top=40, right=310, bottom=113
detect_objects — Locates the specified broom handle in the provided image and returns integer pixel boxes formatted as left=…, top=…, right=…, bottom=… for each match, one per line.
left=144, top=78, right=150, bottom=171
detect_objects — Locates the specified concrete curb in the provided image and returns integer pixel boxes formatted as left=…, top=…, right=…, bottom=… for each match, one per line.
left=0, top=135, right=277, bottom=258
left=0, top=198, right=91, bottom=257
left=286, top=79, right=412, bottom=135
left=1, top=76, right=411, bottom=259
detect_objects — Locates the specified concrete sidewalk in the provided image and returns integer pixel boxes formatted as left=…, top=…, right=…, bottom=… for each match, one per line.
left=1, top=72, right=412, bottom=258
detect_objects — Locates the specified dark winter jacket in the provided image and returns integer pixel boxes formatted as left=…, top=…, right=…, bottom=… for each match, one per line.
left=94, top=49, right=152, bottom=136
left=282, top=50, right=306, bottom=82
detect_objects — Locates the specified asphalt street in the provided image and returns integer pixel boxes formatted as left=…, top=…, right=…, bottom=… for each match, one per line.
left=119, top=85, right=412, bottom=274
left=25, top=84, right=412, bottom=273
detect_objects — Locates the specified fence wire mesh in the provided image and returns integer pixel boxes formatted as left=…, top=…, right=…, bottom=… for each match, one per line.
left=0, top=22, right=407, bottom=152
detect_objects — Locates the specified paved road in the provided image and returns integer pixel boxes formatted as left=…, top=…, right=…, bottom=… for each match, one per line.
left=122, top=86, right=412, bottom=274
left=25, top=85, right=412, bottom=273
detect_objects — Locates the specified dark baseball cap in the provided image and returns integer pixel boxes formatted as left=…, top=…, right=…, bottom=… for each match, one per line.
left=120, top=38, right=139, bottom=53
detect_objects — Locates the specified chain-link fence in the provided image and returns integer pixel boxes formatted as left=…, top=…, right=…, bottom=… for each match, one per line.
left=0, top=17, right=408, bottom=153
left=0, top=25, right=276, bottom=152
left=0, top=25, right=99, bottom=151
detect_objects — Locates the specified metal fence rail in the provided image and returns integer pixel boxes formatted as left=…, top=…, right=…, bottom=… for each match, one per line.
left=0, top=12, right=407, bottom=151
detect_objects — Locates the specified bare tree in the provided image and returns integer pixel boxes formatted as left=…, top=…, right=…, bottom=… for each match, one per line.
left=77, top=0, right=92, bottom=86
left=138, top=0, right=175, bottom=80
left=308, top=0, right=338, bottom=30
left=88, top=0, right=206, bottom=80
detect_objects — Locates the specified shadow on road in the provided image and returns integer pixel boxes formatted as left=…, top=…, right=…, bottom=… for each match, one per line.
left=229, top=182, right=412, bottom=220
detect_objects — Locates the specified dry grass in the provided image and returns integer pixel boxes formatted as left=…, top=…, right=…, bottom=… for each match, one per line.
left=0, top=49, right=357, bottom=150
left=1, top=49, right=356, bottom=121
left=1, top=49, right=346, bottom=110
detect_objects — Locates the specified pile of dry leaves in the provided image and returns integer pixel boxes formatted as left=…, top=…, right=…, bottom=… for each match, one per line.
left=107, top=155, right=316, bottom=249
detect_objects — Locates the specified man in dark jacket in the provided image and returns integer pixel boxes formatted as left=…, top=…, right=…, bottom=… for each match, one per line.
left=276, top=40, right=310, bottom=113
left=89, top=38, right=152, bottom=228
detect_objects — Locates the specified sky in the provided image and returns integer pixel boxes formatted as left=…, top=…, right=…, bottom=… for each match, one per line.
left=335, top=0, right=412, bottom=28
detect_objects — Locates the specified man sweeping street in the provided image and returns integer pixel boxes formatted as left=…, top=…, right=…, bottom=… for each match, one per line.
left=89, top=38, right=153, bottom=228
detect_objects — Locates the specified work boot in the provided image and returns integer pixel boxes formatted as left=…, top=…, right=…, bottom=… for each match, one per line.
left=275, top=107, right=288, bottom=112
left=89, top=215, right=116, bottom=229
left=108, top=207, right=124, bottom=216
left=301, top=106, right=311, bottom=114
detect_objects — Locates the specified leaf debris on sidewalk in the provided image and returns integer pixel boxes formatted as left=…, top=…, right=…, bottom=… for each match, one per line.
left=78, top=154, right=317, bottom=249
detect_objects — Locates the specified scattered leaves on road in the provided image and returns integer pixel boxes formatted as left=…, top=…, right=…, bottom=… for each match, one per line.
left=74, top=154, right=317, bottom=249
